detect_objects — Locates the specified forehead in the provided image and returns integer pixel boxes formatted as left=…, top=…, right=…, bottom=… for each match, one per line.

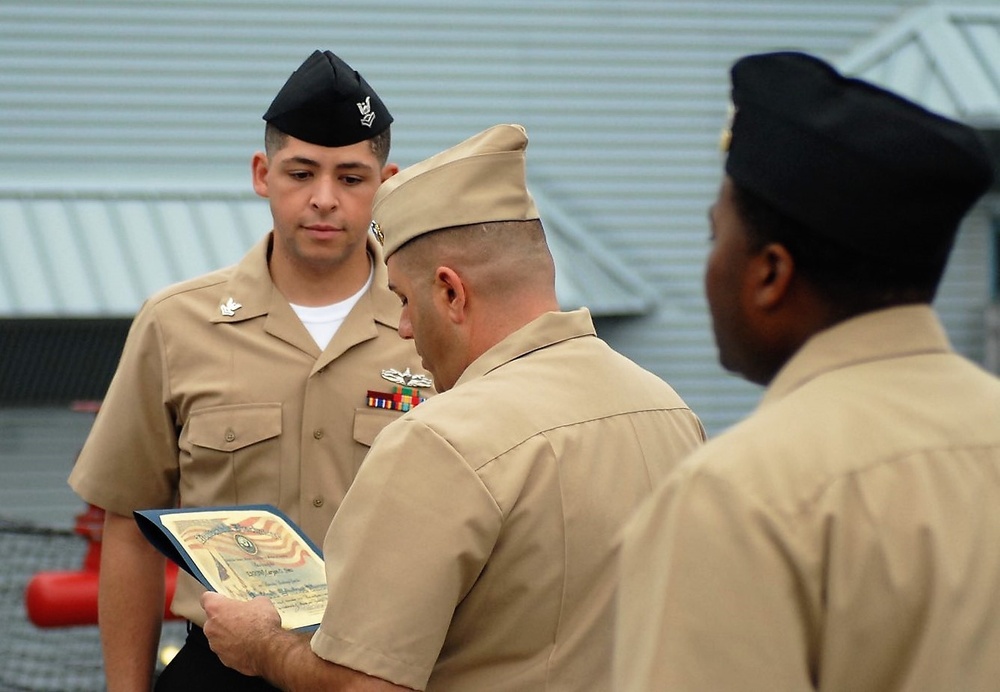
left=273, top=135, right=377, bottom=167
left=385, top=254, right=405, bottom=287
left=710, top=177, right=743, bottom=225
left=716, top=176, right=737, bottom=209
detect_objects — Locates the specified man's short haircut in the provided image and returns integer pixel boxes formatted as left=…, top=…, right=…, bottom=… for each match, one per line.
left=394, top=218, right=554, bottom=300
left=731, top=180, right=944, bottom=315
left=264, top=122, right=391, bottom=166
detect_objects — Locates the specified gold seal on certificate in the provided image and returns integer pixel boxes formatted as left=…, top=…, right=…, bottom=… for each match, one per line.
left=135, top=504, right=326, bottom=631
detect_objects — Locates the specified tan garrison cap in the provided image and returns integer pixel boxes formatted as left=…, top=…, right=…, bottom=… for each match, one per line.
left=372, top=124, right=540, bottom=258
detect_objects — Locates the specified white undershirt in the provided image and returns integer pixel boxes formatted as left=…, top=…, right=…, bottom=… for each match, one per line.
left=290, top=263, right=374, bottom=351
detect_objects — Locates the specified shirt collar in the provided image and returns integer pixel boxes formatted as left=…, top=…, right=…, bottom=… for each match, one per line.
left=453, top=308, right=597, bottom=388
left=210, top=232, right=401, bottom=329
left=761, top=304, right=952, bottom=408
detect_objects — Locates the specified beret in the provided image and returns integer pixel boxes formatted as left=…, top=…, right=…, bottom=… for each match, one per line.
left=724, top=51, right=994, bottom=262
left=263, top=50, right=392, bottom=147
left=372, top=124, right=540, bottom=258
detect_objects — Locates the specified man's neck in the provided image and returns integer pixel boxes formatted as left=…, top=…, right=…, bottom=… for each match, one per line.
left=270, top=251, right=372, bottom=307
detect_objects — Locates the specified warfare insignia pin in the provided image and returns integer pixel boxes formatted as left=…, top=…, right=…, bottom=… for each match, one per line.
left=381, top=367, right=433, bottom=388
left=357, top=96, right=376, bottom=128
left=220, top=297, right=242, bottom=317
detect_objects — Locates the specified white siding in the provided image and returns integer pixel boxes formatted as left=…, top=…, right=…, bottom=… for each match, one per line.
left=1, top=0, right=995, bottom=434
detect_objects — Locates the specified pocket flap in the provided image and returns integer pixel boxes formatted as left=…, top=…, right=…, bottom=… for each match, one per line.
left=187, top=403, right=282, bottom=452
left=353, top=408, right=402, bottom=447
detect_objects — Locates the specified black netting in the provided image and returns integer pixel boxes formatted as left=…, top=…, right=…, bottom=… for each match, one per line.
left=0, top=520, right=104, bottom=691
left=0, top=404, right=187, bottom=691
left=0, top=517, right=188, bottom=691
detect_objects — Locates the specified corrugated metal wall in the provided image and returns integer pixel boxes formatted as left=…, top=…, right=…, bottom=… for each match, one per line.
left=0, top=0, right=993, bottom=434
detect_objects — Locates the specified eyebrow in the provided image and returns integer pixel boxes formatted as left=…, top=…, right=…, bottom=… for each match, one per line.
left=283, top=156, right=374, bottom=172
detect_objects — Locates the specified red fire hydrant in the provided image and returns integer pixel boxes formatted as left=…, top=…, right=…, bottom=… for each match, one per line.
left=24, top=503, right=180, bottom=627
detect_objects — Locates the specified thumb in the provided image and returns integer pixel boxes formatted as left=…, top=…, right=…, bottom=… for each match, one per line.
left=200, top=590, right=225, bottom=614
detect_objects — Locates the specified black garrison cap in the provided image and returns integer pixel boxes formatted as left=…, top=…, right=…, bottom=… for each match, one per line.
left=723, top=51, right=994, bottom=263
left=263, top=50, right=392, bottom=147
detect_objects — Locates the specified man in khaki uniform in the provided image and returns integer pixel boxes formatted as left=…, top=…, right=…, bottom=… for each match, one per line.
left=614, top=51, right=1000, bottom=691
left=200, top=123, right=707, bottom=690
left=68, top=50, right=431, bottom=692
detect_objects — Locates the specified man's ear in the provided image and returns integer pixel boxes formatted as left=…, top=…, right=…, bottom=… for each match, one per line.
left=380, top=162, right=400, bottom=182
left=251, top=151, right=270, bottom=198
left=434, top=266, right=468, bottom=324
left=751, top=242, right=795, bottom=311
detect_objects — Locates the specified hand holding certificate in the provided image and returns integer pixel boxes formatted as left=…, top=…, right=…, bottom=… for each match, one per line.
left=134, top=504, right=326, bottom=631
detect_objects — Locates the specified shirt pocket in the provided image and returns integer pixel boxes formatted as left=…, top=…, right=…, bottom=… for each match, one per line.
left=351, top=407, right=404, bottom=470
left=180, top=403, right=282, bottom=506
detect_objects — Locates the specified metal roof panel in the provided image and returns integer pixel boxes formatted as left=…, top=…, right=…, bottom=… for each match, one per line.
left=0, top=188, right=648, bottom=317
left=840, top=5, right=1000, bottom=126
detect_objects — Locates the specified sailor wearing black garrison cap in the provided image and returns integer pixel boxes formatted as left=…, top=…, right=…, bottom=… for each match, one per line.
left=68, top=50, right=429, bottom=691
left=263, top=49, right=393, bottom=147
left=615, top=51, right=1000, bottom=692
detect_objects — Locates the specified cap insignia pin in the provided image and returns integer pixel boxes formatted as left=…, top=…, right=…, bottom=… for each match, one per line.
left=357, top=96, right=376, bottom=128
left=370, top=220, right=384, bottom=245
left=719, top=102, right=736, bottom=153
left=220, top=297, right=242, bottom=317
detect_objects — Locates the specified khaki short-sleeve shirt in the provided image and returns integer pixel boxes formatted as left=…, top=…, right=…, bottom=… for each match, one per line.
left=68, top=233, right=430, bottom=623
left=615, top=305, right=1000, bottom=691
left=310, top=309, right=706, bottom=691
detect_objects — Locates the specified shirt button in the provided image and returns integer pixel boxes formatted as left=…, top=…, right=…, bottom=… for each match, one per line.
left=312, top=497, right=324, bottom=508
left=313, top=429, right=324, bottom=439
left=224, top=429, right=236, bottom=443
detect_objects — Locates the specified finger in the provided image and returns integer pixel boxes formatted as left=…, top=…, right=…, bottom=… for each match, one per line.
left=200, top=590, right=224, bottom=613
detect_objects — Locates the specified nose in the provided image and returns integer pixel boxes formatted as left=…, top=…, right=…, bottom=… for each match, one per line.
left=397, top=310, right=414, bottom=340
left=310, top=176, right=339, bottom=212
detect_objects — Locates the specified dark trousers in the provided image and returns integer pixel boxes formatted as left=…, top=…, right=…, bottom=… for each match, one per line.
left=154, top=622, right=280, bottom=691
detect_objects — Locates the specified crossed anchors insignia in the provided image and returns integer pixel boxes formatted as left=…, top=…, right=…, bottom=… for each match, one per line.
left=381, top=367, right=433, bottom=388
left=219, top=297, right=242, bottom=317
left=357, top=96, right=376, bottom=128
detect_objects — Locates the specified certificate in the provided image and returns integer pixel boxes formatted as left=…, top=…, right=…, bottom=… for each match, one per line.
left=134, top=504, right=326, bottom=631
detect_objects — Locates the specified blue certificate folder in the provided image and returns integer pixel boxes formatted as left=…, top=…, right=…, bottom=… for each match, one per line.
left=134, top=504, right=328, bottom=631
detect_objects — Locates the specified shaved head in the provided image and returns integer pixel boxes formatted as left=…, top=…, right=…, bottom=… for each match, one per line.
left=393, top=219, right=556, bottom=303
